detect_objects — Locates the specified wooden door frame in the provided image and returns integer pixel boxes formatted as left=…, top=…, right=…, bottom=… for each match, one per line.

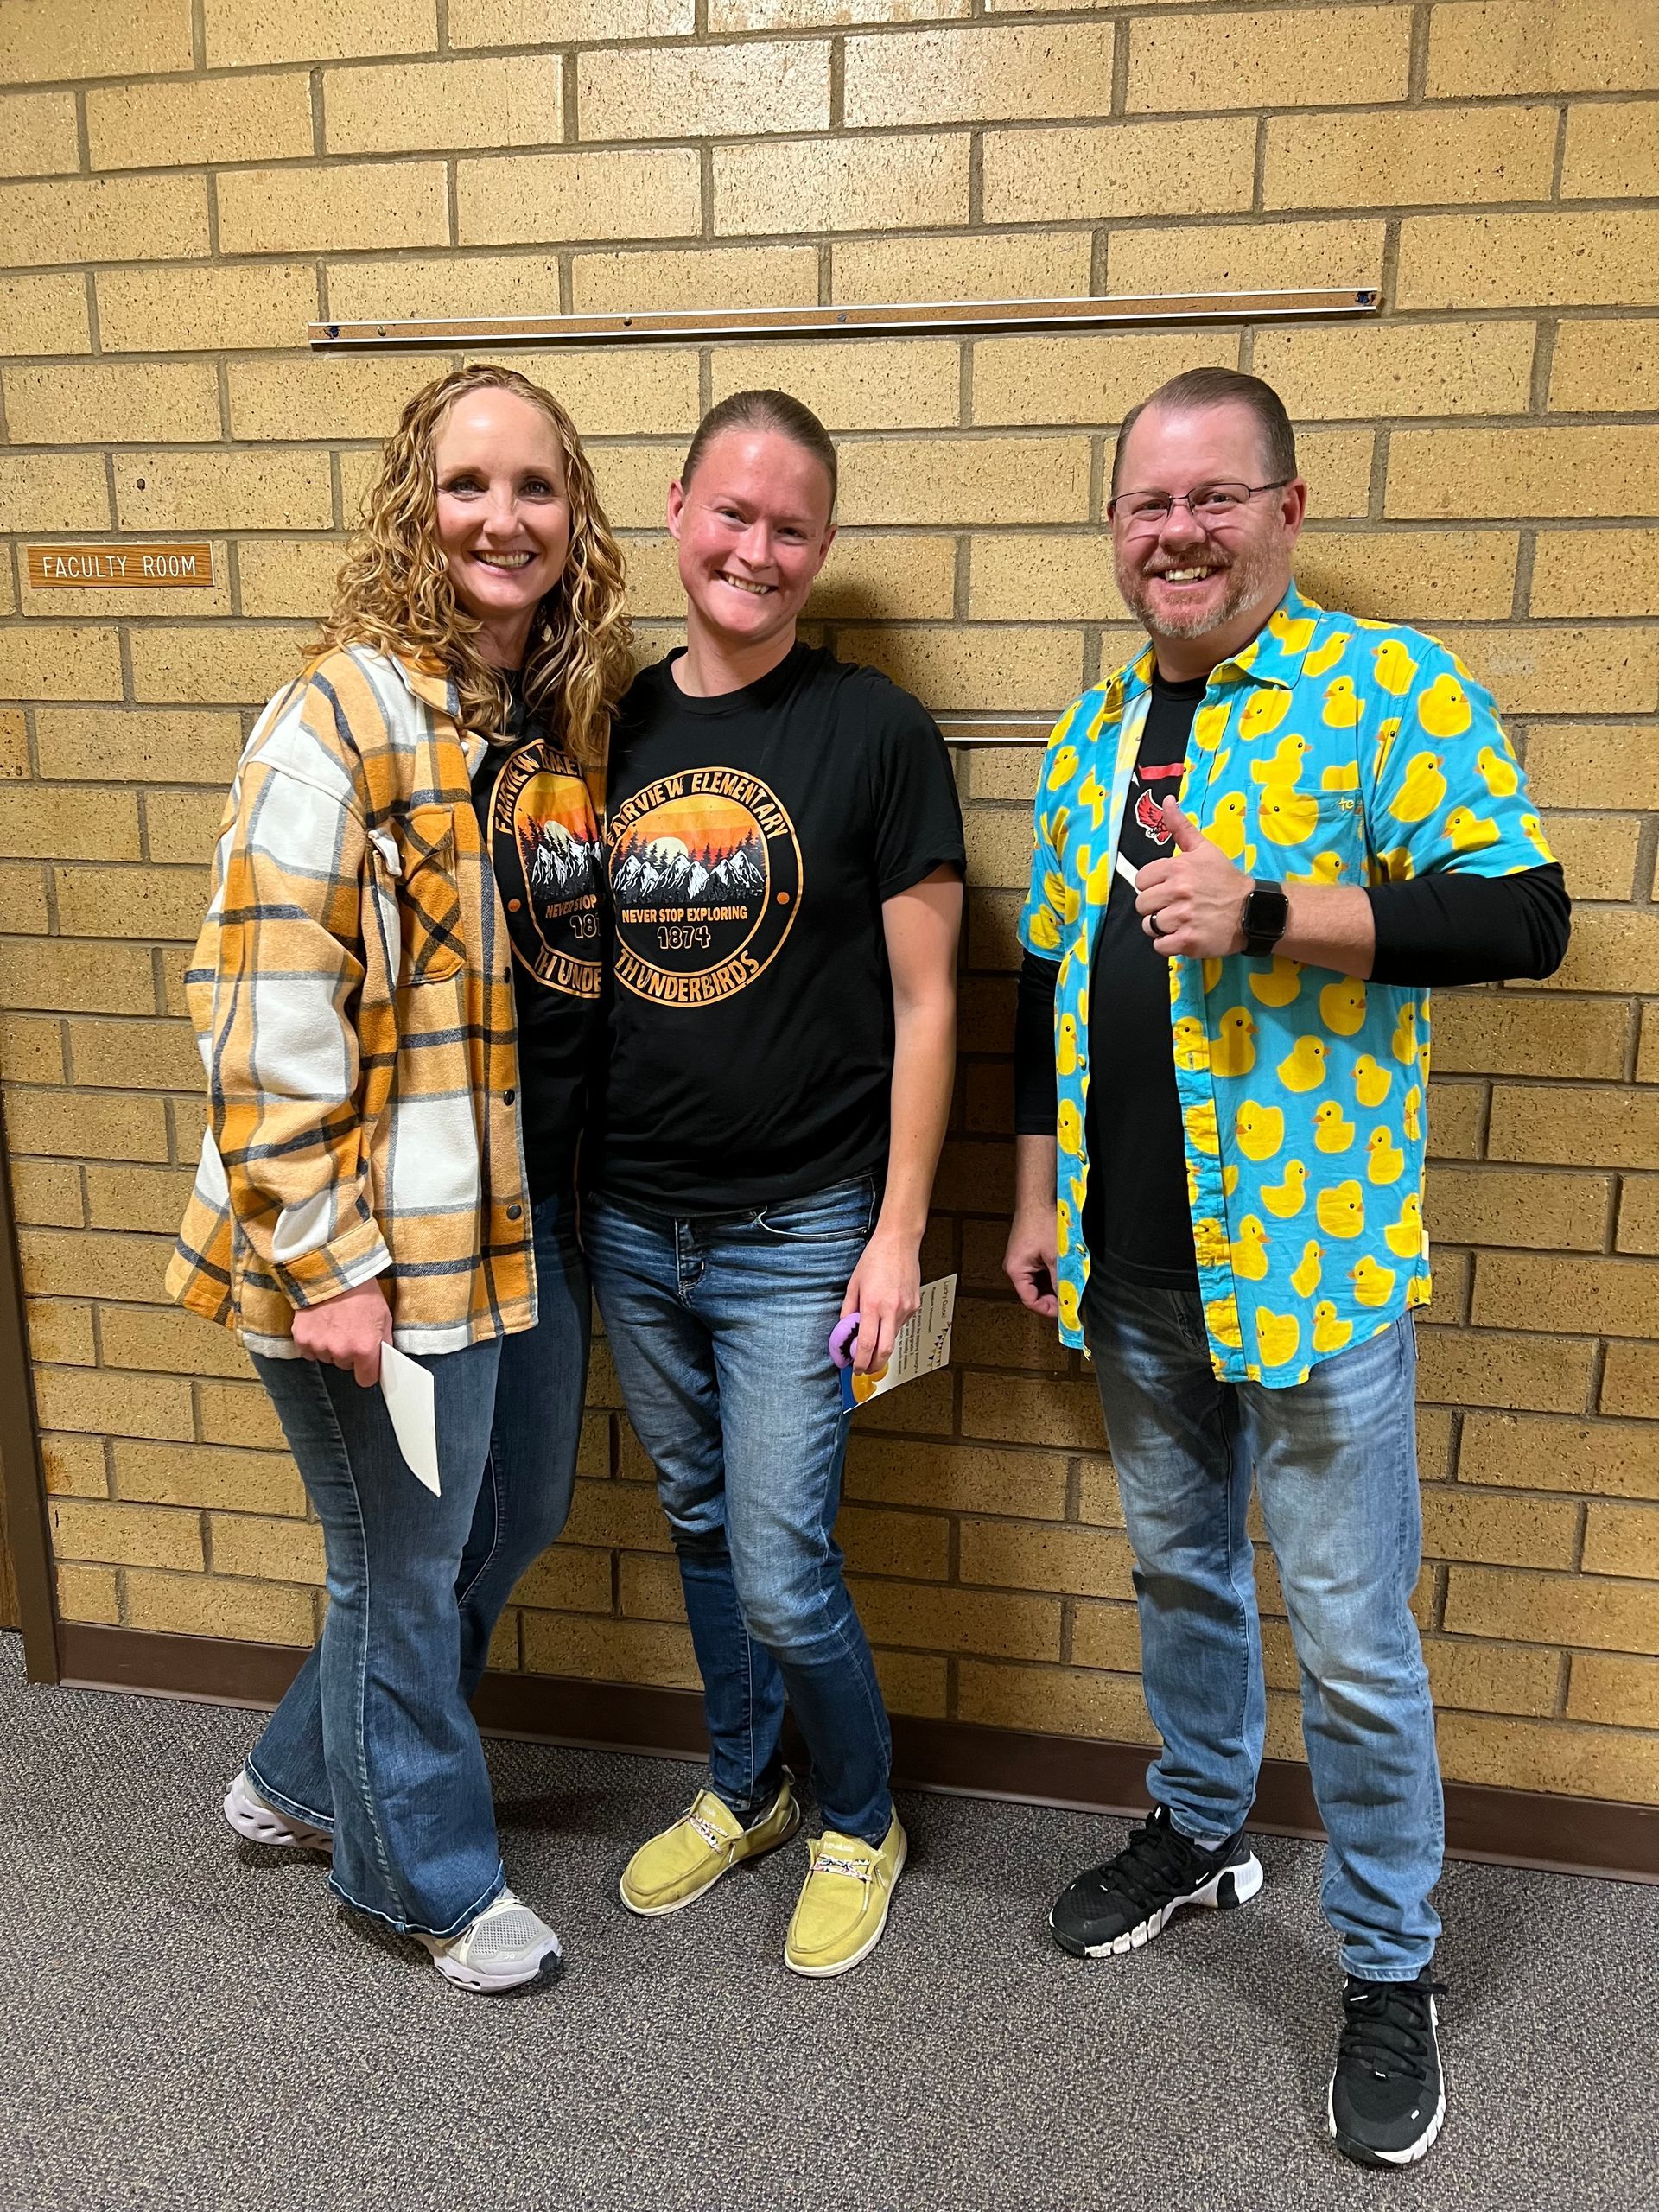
left=0, top=1095, right=60, bottom=1681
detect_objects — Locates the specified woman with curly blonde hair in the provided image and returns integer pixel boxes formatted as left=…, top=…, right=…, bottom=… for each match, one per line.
left=169, top=364, right=632, bottom=1993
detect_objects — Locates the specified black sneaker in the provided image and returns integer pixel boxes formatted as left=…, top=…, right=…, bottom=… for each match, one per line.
left=1049, top=1802, right=1263, bottom=1958
left=1329, top=1968, right=1446, bottom=2168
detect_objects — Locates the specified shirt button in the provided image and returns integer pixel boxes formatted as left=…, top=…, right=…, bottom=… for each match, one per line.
left=505, top=1204, right=522, bottom=1221
left=504, top=1088, right=515, bottom=1104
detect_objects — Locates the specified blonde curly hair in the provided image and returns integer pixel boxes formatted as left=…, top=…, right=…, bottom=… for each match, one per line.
left=317, top=363, right=632, bottom=766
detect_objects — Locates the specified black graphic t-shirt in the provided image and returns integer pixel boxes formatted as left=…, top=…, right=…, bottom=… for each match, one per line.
left=471, top=695, right=607, bottom=1202
left=1082, top=669, right=1205, bottom=1287
left=589, top=643, right=964, bottom=1211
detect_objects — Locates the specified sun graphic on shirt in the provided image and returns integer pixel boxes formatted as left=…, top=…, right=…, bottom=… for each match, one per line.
left=515, top=767, right=594, bottom=842
left=512, top=767, right=600, bottom=880
left=618, top=793, right=759, bottom=868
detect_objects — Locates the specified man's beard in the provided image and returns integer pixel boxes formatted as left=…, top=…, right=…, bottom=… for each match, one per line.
left=1116, top=536, right=1279, bottom=641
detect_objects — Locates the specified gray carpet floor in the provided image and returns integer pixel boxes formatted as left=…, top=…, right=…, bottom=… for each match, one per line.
left=2, top=1635, right=1656, bottom=2212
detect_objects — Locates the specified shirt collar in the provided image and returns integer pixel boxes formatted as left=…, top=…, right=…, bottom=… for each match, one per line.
left=388, top=649, right=459, bottom=718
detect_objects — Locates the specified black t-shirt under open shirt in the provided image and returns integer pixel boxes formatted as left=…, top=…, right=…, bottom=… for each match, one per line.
left=470, top=687, right=607, bottom=1202
left=1081, top=670, right=1205, bottom=1287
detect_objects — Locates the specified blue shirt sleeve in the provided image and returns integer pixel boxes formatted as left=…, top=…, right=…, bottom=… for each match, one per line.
left=1363, top=636, right=1555, bottom=885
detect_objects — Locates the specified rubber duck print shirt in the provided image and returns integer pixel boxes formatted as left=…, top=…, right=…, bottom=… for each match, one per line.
left=1019, top=582, right=1554, bottom=1387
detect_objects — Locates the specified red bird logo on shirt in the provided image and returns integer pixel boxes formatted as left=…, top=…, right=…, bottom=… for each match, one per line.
left=1135, top=789, right=1173, bottom=843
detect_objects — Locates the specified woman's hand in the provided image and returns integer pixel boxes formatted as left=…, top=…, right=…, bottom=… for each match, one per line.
left=840, top=1226, right=922, bottom=1375
left=290, top=1277, right=393, bottom=1387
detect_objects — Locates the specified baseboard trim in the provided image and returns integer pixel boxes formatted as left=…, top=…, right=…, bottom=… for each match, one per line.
left=52, top=1621, right=1658, bottom=1884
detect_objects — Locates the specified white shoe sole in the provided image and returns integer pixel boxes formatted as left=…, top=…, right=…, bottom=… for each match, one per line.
left=619, top=1800, right=801, bottom=1918
left=417, top=1936, right=563, bottom=1995
left=618, top=1860, right=730, bottom=1918
left=1328, top=1999, right=1445, bottom=2166
left=784, top=1827, right=909, bottom=1980
left=222, top=1772, right=333, bottom=1853
left=1057, top=1851, right=1264, bottom=1958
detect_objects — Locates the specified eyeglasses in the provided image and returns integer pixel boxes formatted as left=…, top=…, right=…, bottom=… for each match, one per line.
left=1108, top=479, right=1294, bottom=532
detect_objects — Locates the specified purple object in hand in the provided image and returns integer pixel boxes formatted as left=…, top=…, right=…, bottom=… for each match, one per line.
left=829, top=1313, right=861, bottom=1369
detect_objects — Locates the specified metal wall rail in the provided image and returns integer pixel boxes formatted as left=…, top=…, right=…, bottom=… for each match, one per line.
left=310, top=285, right=1380, bottom=351
left=938, top=718, right=1052, bottom=746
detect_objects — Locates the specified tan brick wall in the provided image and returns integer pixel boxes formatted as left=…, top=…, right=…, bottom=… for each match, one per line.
left=3, top=0, right=1657, bottom=1806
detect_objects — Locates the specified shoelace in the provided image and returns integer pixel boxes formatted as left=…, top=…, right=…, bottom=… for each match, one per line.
left=1081, top=1816, right=1211, bottom=1913
left=1338, top=1980, right=1447, bottom=2082
left=685, top=1808, right=730, bottom=1853
left=810, top=1847, right=872, bottom=1884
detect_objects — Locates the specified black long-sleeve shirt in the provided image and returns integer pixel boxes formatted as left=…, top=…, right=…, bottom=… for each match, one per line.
left=1014, top=863, right=1572, bottom=1134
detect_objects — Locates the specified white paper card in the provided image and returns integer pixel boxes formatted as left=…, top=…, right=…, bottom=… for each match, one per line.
left=380, top=1343, right=440, bottom=1497
left=842, top=1273, right=957, bottom=1410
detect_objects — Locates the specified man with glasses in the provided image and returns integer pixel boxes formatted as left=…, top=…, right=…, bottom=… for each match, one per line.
left=1004, top=368, right=1568, bottom=2168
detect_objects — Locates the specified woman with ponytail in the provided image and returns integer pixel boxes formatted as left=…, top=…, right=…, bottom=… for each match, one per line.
left=584, top=391, right=964, bottom=1977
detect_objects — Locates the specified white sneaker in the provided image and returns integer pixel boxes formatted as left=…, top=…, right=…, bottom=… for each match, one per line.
left=416, top=1890, right=563, bottom=1993
left=223, top=1769, right=333, bottom=1853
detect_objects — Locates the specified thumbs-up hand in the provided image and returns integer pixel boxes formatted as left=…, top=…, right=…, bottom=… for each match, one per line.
left=1135, top=797, right=1252, bottom=958
left=1159, top=798, right=1204, bottom=851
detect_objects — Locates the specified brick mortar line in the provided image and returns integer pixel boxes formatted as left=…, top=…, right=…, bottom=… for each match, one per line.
left=16, top=415, right=1659, bottom=445
left=5, top=149, right=1633, bottom=207
left=1551, top=97, right=1571, bottom=200
left=18, top=15, right=1659, bottom=80
left=17, top=127, right=1659, bottom=181
left=16, top=87, right=1659, bottom=166
left=16, top=601, right=1659, bottom=624
left=1405, top=0, right=1430, bottom=103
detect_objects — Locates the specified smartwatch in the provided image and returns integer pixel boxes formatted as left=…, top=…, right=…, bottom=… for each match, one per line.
left=1240, top=880, right=1290, bottom=959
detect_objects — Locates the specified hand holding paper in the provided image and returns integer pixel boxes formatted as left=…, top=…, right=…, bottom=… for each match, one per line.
left=832, top=1274, right=957, bottom=1411
left=379, top=1343, right=441, bottom=1496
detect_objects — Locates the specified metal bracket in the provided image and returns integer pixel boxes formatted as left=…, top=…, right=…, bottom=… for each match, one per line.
left=309, top=286, right=1381, bottom=351
left=938, top=718, right=1052, bottom=747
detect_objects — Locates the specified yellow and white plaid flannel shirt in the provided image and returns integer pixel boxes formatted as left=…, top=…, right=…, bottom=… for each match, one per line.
left=167, top=644, right=537, bottom=1357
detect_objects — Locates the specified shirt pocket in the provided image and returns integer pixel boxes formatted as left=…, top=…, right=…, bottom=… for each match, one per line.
left=393, top=804, right=466, bottom=985
left=1253, top=784, right=1369, bottom=887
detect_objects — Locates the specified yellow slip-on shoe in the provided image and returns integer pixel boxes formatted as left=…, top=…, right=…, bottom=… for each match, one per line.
left=784, top=1815, right=907, bottom=1978
left=619, top=1777, right=799, bottom=1917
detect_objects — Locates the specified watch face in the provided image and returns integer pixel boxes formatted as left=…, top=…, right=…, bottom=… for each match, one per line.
left=1245, top=885, right=1289, bottom=948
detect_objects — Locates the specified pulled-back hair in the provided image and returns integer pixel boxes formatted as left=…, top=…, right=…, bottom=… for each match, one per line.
left=1111, top=367, right=1297, bottom=493
left=317, top=363, right=632, bottom=767
left=680, top=388, right=838, bottom=512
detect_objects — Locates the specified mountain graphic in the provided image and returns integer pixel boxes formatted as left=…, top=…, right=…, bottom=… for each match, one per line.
left=613, top=833, right=766, bottom=910
left=521, top=819, right=599, bottom=902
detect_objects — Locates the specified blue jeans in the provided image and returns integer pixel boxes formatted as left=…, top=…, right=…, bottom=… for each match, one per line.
left=583, top=1175, right=893, bottom=1846
left=1083, top=1273, right=1443, bottom=1980
left=245, top=1192, right=590, bottom=1939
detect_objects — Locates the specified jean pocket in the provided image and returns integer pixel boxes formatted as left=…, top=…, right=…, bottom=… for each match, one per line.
left=753, top=1176, right=877, bottom=1244
left=394, top=805, right=466, bottom=985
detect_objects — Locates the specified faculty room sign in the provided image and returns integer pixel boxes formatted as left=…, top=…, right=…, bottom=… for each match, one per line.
left=27, top=543, right=214, bottom=588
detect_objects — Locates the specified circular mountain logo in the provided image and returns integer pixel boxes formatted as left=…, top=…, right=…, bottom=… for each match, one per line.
left=486, top=738, right=604, bottom=1000
left=607, top=766, right=803, bottom=1007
